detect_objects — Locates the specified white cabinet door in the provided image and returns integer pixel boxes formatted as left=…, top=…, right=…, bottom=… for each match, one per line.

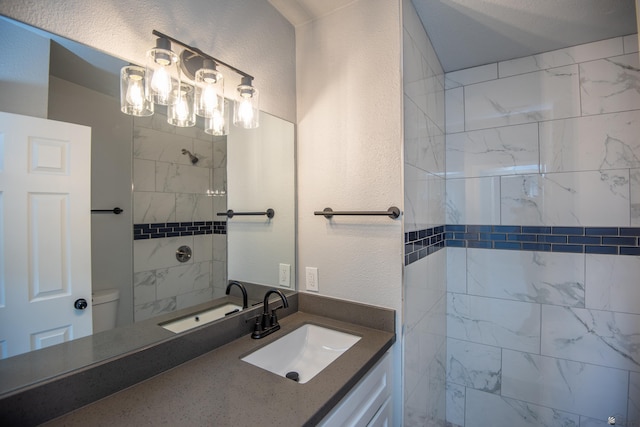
left=319, top=352, right=393, bottom=427
left=0, top=112, right=92, bottom=359
left=367, top=396, right=392, bottom=427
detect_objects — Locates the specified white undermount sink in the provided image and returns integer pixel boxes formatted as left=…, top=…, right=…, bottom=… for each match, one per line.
left=159, top=303, right=243, bottom=333
left=241, top=324, right=361, bottom=384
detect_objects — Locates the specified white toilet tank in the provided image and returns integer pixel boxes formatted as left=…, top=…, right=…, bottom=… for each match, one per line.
left=92, top=288, right=120, bottom=333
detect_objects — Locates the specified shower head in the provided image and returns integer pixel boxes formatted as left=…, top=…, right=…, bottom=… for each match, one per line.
left=181, top=148, right=199, bottom=165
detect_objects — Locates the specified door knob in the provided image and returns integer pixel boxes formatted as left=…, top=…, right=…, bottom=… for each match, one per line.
left=74, top=298, right=88, bottom=310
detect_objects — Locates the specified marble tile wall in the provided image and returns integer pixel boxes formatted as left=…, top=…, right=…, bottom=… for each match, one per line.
left=132, top=113, right=227, bottom=322
left=403, top=0, right=447, bottom=425
left=444, top=34, right=640, bottom=426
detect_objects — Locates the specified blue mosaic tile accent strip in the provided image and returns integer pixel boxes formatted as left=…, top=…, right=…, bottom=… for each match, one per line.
left=134, top=221, right=226, bottom=240
left=404, top=225, right=445, bottom=266
left=445, top=225, right=640, bottom=256
left=405, top=224, right=640, bottom=265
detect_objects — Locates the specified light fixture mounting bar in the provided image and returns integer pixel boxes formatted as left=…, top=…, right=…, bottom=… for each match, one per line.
left=151, top=29, right=254, bottom=81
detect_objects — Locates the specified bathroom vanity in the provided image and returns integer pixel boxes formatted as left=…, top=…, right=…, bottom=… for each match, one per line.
left=0, top=293, right=395, bottom=426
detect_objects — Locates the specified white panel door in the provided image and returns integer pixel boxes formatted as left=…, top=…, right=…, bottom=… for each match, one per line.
left=0, top=112, right=92, bottom=359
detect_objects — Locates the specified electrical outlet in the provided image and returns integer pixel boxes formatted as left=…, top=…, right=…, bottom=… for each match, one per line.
left=306, top=267, right=319, bottom=292
left=279, top=263, right=291, bottom=287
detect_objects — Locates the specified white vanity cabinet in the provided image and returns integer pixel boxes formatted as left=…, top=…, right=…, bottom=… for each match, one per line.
left=318, top=352, right=392, bottom=427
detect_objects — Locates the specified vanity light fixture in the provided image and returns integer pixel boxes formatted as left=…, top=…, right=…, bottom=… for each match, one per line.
left=167, top=82, right=196, bottom=127
left=119, top=30, right=259, bottom=132
left=120, top=65, right=153, bottom=116
left=195, top=60, right=222, bottom=114
left=204, top=100, right=229, bottom=135
left=193, top=59, right=228, bottom=135
left=233, top=76, right=259, bottom=129
left=145, top=37, right=180, bottom=106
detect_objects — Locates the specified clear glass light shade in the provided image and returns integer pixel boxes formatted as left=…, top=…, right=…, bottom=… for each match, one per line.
left=167, top=83, right=196, bottom=127
left=205, top=99, right=229, bottom=135
left=145, top=47, right=179, bottom=105
left=120, top=66, right=153, bottom=116
left=233, top=84, right=259, bottom=129
left=195, top=66, right=223, bottom=118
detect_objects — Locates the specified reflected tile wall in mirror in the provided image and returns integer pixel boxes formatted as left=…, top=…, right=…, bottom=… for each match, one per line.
left=132, top=113, right=227, bottom=321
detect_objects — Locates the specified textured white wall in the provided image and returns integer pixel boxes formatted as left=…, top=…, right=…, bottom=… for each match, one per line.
left=0, top=0, right=296, bottom=123
left=296, top=0, right=403, bottom=310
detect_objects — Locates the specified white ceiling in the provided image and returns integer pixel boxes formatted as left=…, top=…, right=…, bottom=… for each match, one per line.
left=268, top=0, right=638, bottom=72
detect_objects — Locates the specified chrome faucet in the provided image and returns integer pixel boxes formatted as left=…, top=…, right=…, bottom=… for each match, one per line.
left=251, top=289, right=289, bottom=339
left=225, top=281, right=248, bottom=309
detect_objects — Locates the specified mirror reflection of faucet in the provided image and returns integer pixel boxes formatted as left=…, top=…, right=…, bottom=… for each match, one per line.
left=225, top=281, right=248, bottom=309
left=251, top=289, right=289, bottom=339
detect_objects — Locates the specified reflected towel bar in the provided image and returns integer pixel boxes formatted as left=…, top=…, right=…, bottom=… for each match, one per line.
left=91, top=207, right=123, bottom=215
left=314, top=207, right=400, bottom=219
left=217, top=209, right=275, bottom=219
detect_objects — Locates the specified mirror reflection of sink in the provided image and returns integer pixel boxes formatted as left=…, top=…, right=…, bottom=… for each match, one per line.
left=159, top=303, right=243, bottom=333
left=241, top=324, right=361, bottom=384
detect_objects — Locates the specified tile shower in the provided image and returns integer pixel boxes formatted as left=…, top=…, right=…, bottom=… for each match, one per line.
left=402, top=1, right=640, bottom=423
left=403, top=0, right=447, bottom=424
left=444, top=33, right=640, bottom=427
left=131, top=114, right=228, bottom=322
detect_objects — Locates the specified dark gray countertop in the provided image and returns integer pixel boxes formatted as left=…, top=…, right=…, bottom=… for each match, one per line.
left=43, top=310, right=395, bottom=426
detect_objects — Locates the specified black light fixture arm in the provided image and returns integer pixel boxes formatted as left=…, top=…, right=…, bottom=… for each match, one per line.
left=151, top=29, right=254, bottom=82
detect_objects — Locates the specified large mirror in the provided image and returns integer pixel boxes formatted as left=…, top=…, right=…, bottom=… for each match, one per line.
left=0, top=14, right=295, bottom=367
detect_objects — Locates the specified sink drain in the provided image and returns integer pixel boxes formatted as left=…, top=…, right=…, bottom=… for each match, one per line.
left=286, top=371, right=299, bottom=382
